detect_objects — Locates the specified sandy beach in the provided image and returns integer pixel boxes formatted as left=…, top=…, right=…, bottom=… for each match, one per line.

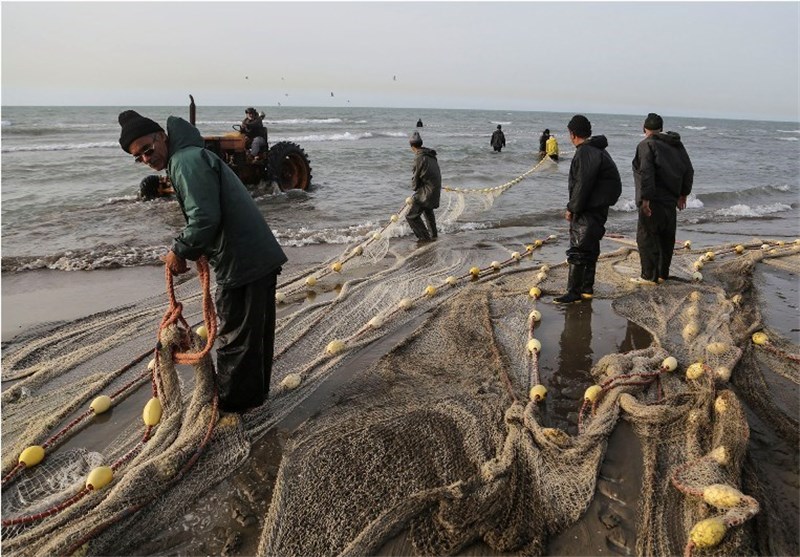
left=2, top=227, right=797, bottom=556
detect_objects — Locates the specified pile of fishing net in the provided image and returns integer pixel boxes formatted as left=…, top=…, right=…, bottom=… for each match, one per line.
left=2, top=158, right=797, bottom=556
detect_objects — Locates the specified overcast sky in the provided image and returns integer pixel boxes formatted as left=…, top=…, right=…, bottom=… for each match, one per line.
left=2, top=1, right=798, bottom=121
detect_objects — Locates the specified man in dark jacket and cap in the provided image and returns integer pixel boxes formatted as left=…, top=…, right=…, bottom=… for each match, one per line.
left=554, top=115, right=622, bottom=304
left=406, top=131, right=442, bottom=242
left=118, top=110, right=287, bottom=413
left=490, top=124, right=506, bottom=152
left=631, top=113, right=694, bottom=284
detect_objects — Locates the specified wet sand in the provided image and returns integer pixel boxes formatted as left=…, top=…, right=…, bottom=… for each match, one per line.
left=1, top=234, right=797, bottom=556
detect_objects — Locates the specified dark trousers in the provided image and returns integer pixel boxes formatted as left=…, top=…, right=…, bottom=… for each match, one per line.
left=406, top=201, right=437, bottom=240
left=566, top=209, right=608, bottom=266
left=636, top=203, right=677, bottom=282
left=214, top=269, right=280, bottom=412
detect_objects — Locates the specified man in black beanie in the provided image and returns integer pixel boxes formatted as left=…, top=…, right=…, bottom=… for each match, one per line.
left=490, top=124, right=506, bottom=152
left=406, top=131, right=442, bottom=242
left=119, top=110, right=287, bottom=413
left=631, top=112, right=694, bottom=284
left=554, top=115, right=622, bottom=304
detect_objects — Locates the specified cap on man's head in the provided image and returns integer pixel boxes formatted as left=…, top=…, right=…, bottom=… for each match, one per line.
left=409, top=131, right=423, bottom=147
left=497, top=124, right=502, bottom=130
left=644, top=113, right=663, bottom=131
left=246, top=107, right=257, bottom=114
left=544, top=129, right=550, bottom=134
left=118, top=110, right=164, bottom=153
left=567, top=115, right=592, bottom=138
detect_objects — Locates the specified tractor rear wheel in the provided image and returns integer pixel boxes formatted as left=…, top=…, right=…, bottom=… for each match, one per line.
left=267, top=141, right=312, bottom=191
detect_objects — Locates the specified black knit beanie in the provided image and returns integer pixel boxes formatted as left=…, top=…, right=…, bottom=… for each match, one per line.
left=643, top=112, right=663, bottom=131
left=118, top=110, right=164, bottom=153
left=567, top=115, right=592, bottom=138
left=409, top=131, right=423, bottom=147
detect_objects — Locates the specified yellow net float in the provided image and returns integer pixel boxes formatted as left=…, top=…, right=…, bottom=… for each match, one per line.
left=490, top=261, right=501, bottom=270
left=280, top=373, right=302, bottom=390
left=684, top=240, right=692, bottom=249
left=526, top=338, right=541, bottom=354
left=536, top=272, right=547, bottom=282
left=368, top=315, right=383, bottom=329
left=469, top=267, right=481, bottom=278
left=751, top=331, right=769, bottom=345
left=682, top=323, right=699, bottom=341
left=715, top=366, right=732, bottom=382
left=331, top=262, right=343, bottom=273
left=424, top=285, right=437, bottom=297
left=511, top=251, right=521, bottom=261
left=528, top=309, right=542, bottom=323
left=540, top=264, right=550, bottom=273
left=689, top=291, right=702, bottom=302
left=760, top=243, right=769, bottom=250
left=534, top=239, right=543, bottom=247
left=390, top=214, right=399, bottom=223
left=372, top=232, right=382, bottom=241
left=325, top=339, right=346, bottom=356
left=405, top=196, right=413, bottom=205
left=147, top=358, right=157, bottom=371
left=529, top=384, right=547, bottom=402
left=86, top=466, right=114, bottom=490
left=305, top=276, right=317, bottom=287
left=584, top=385, right=603, bottom=403
left=714, top=395, right=728, bottom=414
left=703, top=484, right=744, bottom=508
left=398, top=298, right=413, bottom=310
left=529, top=287, right=542, bottom=299
left=686, top=362, right=706, bottom=380
left=352, top=245, right=363, bottom=256
left=730, top=294, right=742, bottom=305
left=692, top=271, right=703, bottom=283
left=704, top=251, right=715, bottom=261
left=525, top=244, right=534, bottom=252
left=689, top=517, right=727, bottom=549
left=693, top=260, right=704, bottom=271
left=710, top=446, right=729, bottom=466
left=275, top=291, right=286, bottom=303
left=195, top=325, right=208, bottom=340
left=445, top=276, right=458, bottom=287
left=706, top=342, right=728, bottom=355
left=734, top=244, right=745, bottom=254
left=90, top=395, right=113, bottom=414
left=777, top=240, right=785, bottom=246
left=660, top=356, right=678, bottom=372
left=19, top=445, right=45, bottom=467
left=143, top=397, right=162, bottom=426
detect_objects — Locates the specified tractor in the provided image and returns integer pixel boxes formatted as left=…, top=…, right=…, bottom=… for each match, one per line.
left=139, top=95, right=312, bottom=200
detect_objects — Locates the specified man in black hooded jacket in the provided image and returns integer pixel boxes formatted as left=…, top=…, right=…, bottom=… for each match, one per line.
left=631, top=113, right=694, bottom=284
left=554, top=115, right=622, bottom=304
left=406, top=131, right=441, bottom=241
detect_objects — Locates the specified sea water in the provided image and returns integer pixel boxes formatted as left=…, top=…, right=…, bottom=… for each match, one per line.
left=1, top=105, right=798, bottom=272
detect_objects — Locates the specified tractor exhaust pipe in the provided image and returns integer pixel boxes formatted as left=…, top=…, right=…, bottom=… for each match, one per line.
left=189, top=95, right=196, bottom=126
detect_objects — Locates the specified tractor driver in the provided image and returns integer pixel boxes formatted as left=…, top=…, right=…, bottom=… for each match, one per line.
left=241, top=107, right=268, bottom=157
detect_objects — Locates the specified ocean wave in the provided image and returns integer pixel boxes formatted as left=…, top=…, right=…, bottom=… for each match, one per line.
left=1, top=141, right=118, bottom=153
left=777, top=137, right=798, bottom=141
left=284, top=132, right=374, bottom=142
left=715, top=203, right=792, bottom=218
left=684, top=126, right=707, bottom=131
left=698, top=183, right=795, bottom=203
left=612, top=195, right=704, bottom=212
left=777, top=129, right=800, bottom=134
left=1, top=245, right=167, bottom=273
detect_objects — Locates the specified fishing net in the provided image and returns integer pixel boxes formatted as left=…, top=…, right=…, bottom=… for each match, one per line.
left=2, top=158, right=798, bottom=556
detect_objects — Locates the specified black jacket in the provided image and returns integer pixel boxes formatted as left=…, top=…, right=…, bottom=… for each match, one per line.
left=567, top=135, right=622, bottom=214
left=411, top=147, right=442, bottom=209
left=632, top=131, right=694, bottom=206
left=491, top=130, right=506, bottom=149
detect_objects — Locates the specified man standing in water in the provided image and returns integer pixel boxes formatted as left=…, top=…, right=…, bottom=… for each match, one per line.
left=554, top=115, right=622, bottom=304
left=406, top=131, right=442, bottom=242
left=490, top=124, right=506, bottom=152
left=631, top=113, right=694, bottom=285
left=118, top=110, right=287, bottom=413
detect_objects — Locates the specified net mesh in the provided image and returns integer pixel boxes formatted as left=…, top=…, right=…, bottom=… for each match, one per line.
left=2, top=162, right=798, bottom=556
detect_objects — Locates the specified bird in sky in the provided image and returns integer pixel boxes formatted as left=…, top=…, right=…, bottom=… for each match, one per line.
left=331, top=92, right=334, bottom=97
left=393, top=75, right=397, bottom=81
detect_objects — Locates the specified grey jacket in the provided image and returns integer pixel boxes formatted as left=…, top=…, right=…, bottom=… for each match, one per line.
left=411, top=147, right=442, bottom=209
left=632, top=131, right=694, bottom=206
left=166, top=116, right=287, bottom=288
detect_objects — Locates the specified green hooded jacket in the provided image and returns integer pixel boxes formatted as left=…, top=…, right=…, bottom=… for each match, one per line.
left=166, top=116, right=287, bottom=288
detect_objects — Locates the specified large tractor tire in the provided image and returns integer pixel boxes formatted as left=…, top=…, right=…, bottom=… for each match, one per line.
left=267, top=141, right=313, bottom=191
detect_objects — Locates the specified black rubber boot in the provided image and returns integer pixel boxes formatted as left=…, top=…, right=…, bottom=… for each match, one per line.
left=581, top=262, right=596, bottom=300
left=423, top=209, right=438, bottom=239
left=407, top=216, right=431, bottom=241
left=554, top=264, right=585, bottom=304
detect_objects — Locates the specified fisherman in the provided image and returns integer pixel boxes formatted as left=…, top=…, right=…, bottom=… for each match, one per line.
left=416, top=118, right=424, bottom=128
left=631, top=112, right=694, bottom=285
left=241, top=107, right=268, bottom=157
left=546, top=134, right=559, bottom=161
left=554, top=115, right=622, bottom=304
left=406, top=131, right=442, bottom=242
left=118, top=110, right=287, bottom=413
left=538, top=128, right=551, bottom=160
left=490, top=124, right=506, bottom=152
